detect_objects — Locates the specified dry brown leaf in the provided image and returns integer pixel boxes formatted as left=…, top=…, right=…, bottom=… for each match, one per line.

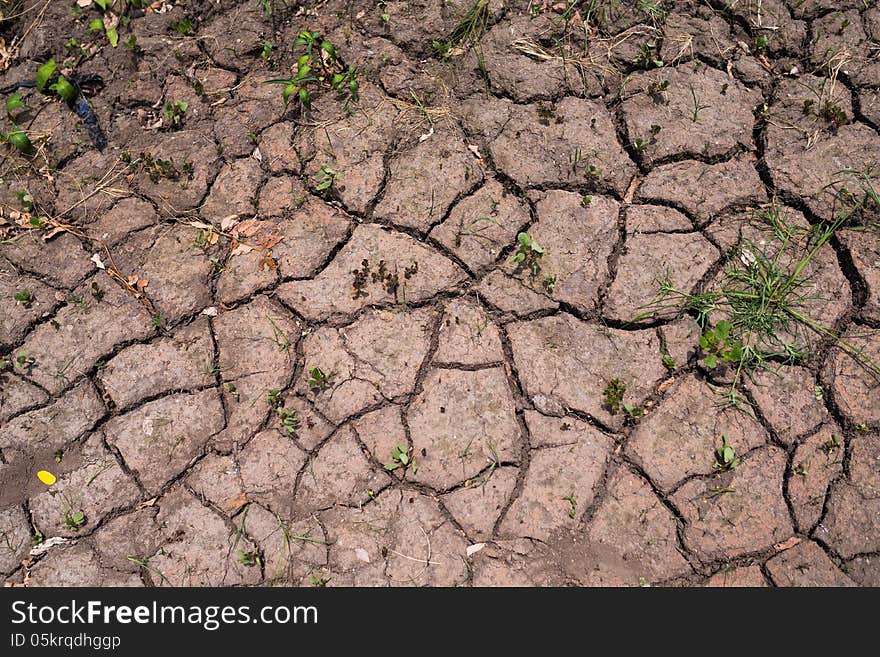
left=232, top=218, right=260, bottom=238
left=224, top=492, right=251, bottom=513
left=773, top=536, right=802, bottom=552
left=259, top=233, right=284, bottom=250
left=229, top=242, right=254, bottom=257
left=220, top=214, right=239, bottom=231
left=136, top=497, right=159, bottom=509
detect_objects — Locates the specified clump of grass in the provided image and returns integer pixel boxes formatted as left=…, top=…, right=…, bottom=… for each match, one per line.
left=432, top=0, right=491, bottom=86
left=639, top=177, right=880, bottom=411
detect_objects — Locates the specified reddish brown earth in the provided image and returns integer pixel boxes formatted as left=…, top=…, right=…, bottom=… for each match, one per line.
left=0, top=0, right=877, bottom=587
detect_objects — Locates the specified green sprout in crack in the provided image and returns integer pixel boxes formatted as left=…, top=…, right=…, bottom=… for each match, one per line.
left=637, top=183, right=880, bottom=413
left=62, top=511, right=86, bottom=531
left=315, top=164, right=341, bottom=191
left=508, top=232, right=544, bottom=277
left=602, top=378, right=626, bottom=415
left=562, top=493, right=577, bottom=519
left=384, top=443, right=417, bottom=474
left=236, top=549, right=262, bottom=567
left=712, top=435, right=740, bottom=471
left=307, top=367, right=330, bottom=392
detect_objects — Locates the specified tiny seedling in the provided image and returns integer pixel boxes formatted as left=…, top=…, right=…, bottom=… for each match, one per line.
left=793, top=463, right=808, bottom=477
left=602, top=378, right=626, bottom=415
left=32, top=531, right=44, bottom=546
left=171, top=19, right=194, bottom=36
left=623, top=403, right=645, bottom=420
left=277, top=407, right=299, bottom=435
left=236, top=549, right=261, bottom=567
left=63, top=511, right=86, bottom=531
left=508, top=232, right=544, bottom=277
left=662, top=354, right=677, bottom=371
left=825, top=434, right=842, bottom=455
left=307, top=367, right=330, bottom=391
left=699, top=321, right=742, bottom=370
left=384, top=443, right=417, bottom=474
left=261, top=41, right=274, bottom=60
left=267, top=389, right=283, bottom=408
left=712, top=435, right=740, bottom=471
left=13, top=289, right=31, bottom=307
left=315, top=164, right=340, bottom=191
left=54, top=449, right=63, bottom=463
left=310, top=574, right=331, bottom=587
left=151, top=313, right=162, bottom=330
left=15, top=351, right=34, bottom=369
left=689, top=85, right=710, bottom=122
left=163, top=100, right=188, bottom=130
left=562, top=494, right=577, bottom=519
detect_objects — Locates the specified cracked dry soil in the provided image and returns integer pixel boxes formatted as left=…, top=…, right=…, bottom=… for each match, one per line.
left=1, top=0, right=879, bottom=588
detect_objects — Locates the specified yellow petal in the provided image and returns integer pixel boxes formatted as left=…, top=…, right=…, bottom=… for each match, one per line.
left=37, top=470, right=56, bottom=486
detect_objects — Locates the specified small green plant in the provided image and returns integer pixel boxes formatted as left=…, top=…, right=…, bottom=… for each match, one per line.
left=0, top=128, right=34, bottom=156
left=151, top=313, right=162, bottom=330
left=263, top=31, right=359, bottom=112
left=432, top=0, right=490, bottom=85
left=623, top=403, right=645, bottom=420
left=87, top=0, right=120, bottom=48
left=562, top=493, right=577, bottom=519
left=261, top=41, right=274, bottom=60
left=315, top=164, right=340, bottom=191
left=602, top=378, right=626, bottom=415
left=277, top=407, right=299, bottom=435
left=508, top=232, right=544, bottom=277
left=310, top=573, right=331, bottom=587
left=15, top=351, right=34, bottom=369
left=699, top=321, right=743, bottom=370
left=542, top=274, right=556, bottom=293
left=13, top=289, right=31, bottom=307
left=689, top=84, right=710, bottom=122
left=753, top=34, right=769, bottom=51
left=712, top=435, right=740, bottom=471
left=236, top=549, right=261, bottom=566
left=384, top=443, right=417, bottom=474
left=267, top=389, right=283, bottom=407
left=307, top=367, right=330, bottom=391
left=63, top=511, right=86, bottom=531
left=635, top=42, right=663, bottom=69
left=825, top=434, right=842, bottom=455
left=32, top=531, right=44, bottom=546
left=662, top=354, right=677, bottom=371
left=54, top=449, right=63, bottom=463
left=163, top=100, right=188, bottom=130
left=171, top=19, right=194, bottom=36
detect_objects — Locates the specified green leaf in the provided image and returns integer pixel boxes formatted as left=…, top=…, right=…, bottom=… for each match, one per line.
left=6, top=93, right=25, bottom=112
left=715, top=320, right=731, bottom=340
left=723, top=445, right=735, bottom=462
left=518, top=232, right=529, bottom=247
left=299, top=87, right=311, bottom=111
left=89, top=18, right=105, bottom=32
left=5, top=130, right=34, bottom=156
left=384, top=462, right=400, bottom=471
left=320, top=41, right=337, bottom=58
left=106, top=27, right=119, bottom=48
left=50, top=76, right=77, bottom=103
left=94, top=0, right=111, bottom=10
left=703, top=354, right=718, bottom=369
left=35, top=60, right=57, bottom=92
left=282, top=83, right=297, bottom=106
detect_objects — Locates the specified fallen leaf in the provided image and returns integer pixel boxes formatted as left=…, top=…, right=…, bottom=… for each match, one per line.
left=91, top=253, right=106, bottom=269
left=229, top=242, right=254, bottom=257
left=224, top=492, right=251, bottom=513
left=466, top=543, right=486, bottom=557
left=258, top=233, right=284, bottom=250
left=258, top=254, right=277, bottom=270
left=136, top=497, right=159, bottom=509
left=354, top=547, right=371, bottom=563
left=232, top=218, right=260, bottom=238
left=418, top=125, right=434, bottom=142
left=773, top=536, right=802, bottom=552
left=220, top=214, right=239, bottom=232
